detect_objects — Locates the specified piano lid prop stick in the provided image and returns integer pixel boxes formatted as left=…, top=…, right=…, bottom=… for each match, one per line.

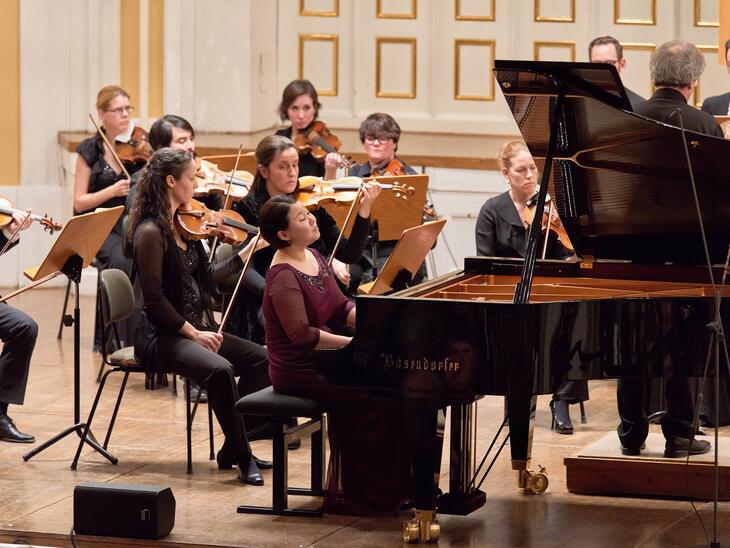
left=217, top=232, right=261, bottom=335
left=327, top=184, right=364, bottom=269
left=208, top=144, right=244, bottom=263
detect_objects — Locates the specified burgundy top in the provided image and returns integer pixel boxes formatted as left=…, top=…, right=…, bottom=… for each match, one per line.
left=264, top=249, right=354, bottom=389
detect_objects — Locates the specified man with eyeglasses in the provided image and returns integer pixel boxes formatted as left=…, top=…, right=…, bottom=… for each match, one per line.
left=589, top=35, right=645, bottom=110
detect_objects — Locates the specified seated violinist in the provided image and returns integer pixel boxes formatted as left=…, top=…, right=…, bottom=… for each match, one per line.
left=74, top=85, right=142, bottom=348
left=327, top=114, right=421, bottom=292
left=125, top=147, right=272, bottom=485
left=0, top=211, right=38, bottom=444
left=475, top=140, right=584, bottom=434
left=259, top=195, right=411, bottom=514
left=276, top=79, right=341, bottom=179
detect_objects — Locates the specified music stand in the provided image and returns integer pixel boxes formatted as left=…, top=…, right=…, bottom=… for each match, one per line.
left=326, top=174, right=430, bottom=279
left=22, top=206, right=124, bottom=466
left=359, top=218, right=446, bottom=296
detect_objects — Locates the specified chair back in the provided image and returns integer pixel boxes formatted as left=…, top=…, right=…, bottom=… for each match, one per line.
left=99, top=268, right=135, bottom=326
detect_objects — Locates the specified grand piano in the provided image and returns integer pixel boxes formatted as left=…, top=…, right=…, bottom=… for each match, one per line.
left=332, top=61, right=730, bottom=542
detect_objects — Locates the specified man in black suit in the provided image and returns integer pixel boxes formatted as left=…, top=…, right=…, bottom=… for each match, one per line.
left=617, top=40, right=721, bottom=459
left=588, top=35, right=644, bottom=110
left=701, top=39, right=730, bottom=117
left=0, top=210, right=38, bottom=444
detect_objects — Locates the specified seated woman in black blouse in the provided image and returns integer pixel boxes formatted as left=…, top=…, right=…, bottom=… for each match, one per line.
left=475, top=140, right=584, bottom=434
left=228, top=135, right=380, bottom=344
left=75, top=85, right=141, bottom=347
left=126, top=147, right=271, bottom=485
left=275, top=79, right=341, bottom=179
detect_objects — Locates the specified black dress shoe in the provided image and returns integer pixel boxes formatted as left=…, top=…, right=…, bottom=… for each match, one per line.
left=0, top=414, right=35, bottom=443
left=664, top=436, right=711, bottom=458
left=189, top=384, right=207, bottom=404
left=238, top=458, right=264, bottom=486
left=253, top=455, right=273, bottom=470
left=216, top=448, right=235, bottom=470
left=620, top=443, right=646, bottom=456
left=549, top=400, right=573, bottom=435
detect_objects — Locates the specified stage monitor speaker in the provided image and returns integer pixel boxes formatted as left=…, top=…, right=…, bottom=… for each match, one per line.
left=74, top=482, right=175, bottom=540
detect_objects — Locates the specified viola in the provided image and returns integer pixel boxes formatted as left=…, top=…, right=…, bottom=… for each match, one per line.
left=194, top=158, right=253, bottom=202
left=115, top=126, right=152, bottom=165
left=524, top=196, right=574, bottom=254
left=0, top=196, right=62, bottom=234
left=175, top=199, right=257, bottom=245
left=371, top=157, right=408, bottom=177
left=295, top=176, right=415, bottom=209
left=293, top=121, right=349, bottom=164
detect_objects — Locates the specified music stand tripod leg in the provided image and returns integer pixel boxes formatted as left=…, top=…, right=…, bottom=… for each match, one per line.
left=23, top=254, right=118, bottom=466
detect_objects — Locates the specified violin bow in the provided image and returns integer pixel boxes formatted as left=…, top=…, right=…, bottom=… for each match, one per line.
left=88, top=114, right=131, bottom=180
left=217, top=231, right=261, bottom=335
left=208, top=145, right=244, bottom=262
left=327, top=180, right=364, bottom=269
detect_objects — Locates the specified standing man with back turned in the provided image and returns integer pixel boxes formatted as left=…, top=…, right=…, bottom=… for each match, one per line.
left=617, top=40, right=721, bottom=458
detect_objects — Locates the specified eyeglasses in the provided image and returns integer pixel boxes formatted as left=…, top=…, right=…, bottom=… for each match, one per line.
left=364, top=134, right=394, bottom=144
left=105, top=106, right=135, bottom=115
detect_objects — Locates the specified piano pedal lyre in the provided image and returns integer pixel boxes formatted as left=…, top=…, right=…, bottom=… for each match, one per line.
left=518, top=465, right=549, bottom=494
left=403, top=509, right=440, bottom=543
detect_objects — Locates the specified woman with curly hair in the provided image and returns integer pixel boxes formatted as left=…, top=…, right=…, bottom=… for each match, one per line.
left=125, top=147, right=271, bottom=485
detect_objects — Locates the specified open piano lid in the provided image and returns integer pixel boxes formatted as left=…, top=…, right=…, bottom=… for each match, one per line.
left=493, top=60, right=730, bottom=265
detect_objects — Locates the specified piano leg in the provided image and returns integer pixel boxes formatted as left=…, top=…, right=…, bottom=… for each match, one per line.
left=403, top=405, right=444, bottom=543
left=437, top=402, right=487, bottom=515
left=506, top=394, right=549, bottom=494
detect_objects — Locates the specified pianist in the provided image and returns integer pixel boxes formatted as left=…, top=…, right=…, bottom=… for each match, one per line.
left=259, top=195, right=412, bottom=515
left=618, top=40, right=718, bottom=457
left=475, top=140, right=585, bottom=435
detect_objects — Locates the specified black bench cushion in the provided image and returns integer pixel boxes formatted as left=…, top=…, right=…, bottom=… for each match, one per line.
left=236, top=386, right=322, bottom=418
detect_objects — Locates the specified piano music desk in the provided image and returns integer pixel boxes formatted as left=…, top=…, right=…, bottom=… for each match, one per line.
left=565, top=432, right=730, bottom=500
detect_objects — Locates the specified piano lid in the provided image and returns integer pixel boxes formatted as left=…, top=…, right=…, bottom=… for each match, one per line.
left=494, top=60, right=730, bottom=266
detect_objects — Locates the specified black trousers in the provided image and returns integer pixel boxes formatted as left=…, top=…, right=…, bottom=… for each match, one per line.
left=0, top=303, right=38, bottom=405
left=553, top=380, right=589, bottom=403
left=154, top=332, right=269, bottom=461
left=617, top=376, right=695, bottom=448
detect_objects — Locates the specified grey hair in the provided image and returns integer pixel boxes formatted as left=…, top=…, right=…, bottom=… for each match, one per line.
left=650, top=40, right=705, bottom=87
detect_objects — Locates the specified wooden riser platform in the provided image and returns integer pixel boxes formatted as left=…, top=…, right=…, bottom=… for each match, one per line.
left=565, top=432, right=730, bottom=500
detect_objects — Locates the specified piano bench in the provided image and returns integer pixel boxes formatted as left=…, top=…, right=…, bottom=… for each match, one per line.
left=235, top=386, right=326, bottom=518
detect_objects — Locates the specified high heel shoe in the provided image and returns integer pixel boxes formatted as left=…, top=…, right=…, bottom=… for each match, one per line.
left=550, top=399, right=574, bottom=435
left=238, top=457, right=264, bottom=486
left=217, top=448, right=272, bottom=470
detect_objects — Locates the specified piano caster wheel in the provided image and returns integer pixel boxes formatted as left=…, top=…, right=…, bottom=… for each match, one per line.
left=403, top=509, right=440, bottom=543
left=520, top=466, right=549, bottom=494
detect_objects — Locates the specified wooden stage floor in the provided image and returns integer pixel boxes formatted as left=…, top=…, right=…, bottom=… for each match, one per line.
left=0, top=288, right=729, bottom=547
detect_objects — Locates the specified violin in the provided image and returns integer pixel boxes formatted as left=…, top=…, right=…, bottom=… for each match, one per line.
left=0, top=196, right=62, bottom=234
left=371, top=157, right=408, bottom=177
left=523, top=196, right=574, bottom=254
left=295, top=176, right=415, bottom=209
left=115, top=126, right=152, bottom=165
left=293, top=121, right=350, bottom=165
left=175, top=199, right=258, bottom=245
left=194, top=158, right=253, bottom=203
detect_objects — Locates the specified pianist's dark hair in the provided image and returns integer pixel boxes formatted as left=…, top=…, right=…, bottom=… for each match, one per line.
left=259, top=195, right=297, bottom=250
left=588, top=36, right=623, bottom=61
left=149, top=114, right=195, bottom=151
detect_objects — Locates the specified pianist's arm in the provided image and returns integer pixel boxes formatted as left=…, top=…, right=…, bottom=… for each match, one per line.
left=268, top=267, right=353, bottom=350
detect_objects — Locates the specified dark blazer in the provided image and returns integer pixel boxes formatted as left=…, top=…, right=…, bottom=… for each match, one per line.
left=701, top=92, right=730, bottom=116
left=475, top=191, right=572, bottom=259
left=635, top=88, right=724, bottom=137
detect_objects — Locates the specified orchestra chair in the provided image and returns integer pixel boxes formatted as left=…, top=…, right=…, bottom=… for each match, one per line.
left=72, top=268, right=214, bottom=473
left=235, top=387, right=325, bottom=517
